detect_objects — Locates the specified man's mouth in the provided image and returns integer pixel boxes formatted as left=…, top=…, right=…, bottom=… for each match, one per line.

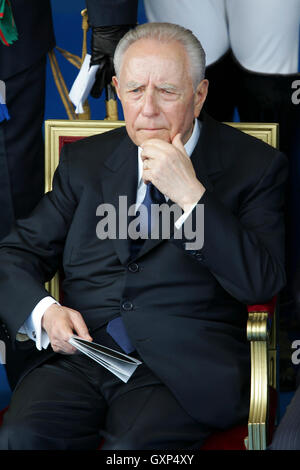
left=140, top=128, right=164, bottom=131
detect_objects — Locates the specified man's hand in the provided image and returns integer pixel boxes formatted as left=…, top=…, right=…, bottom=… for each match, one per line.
left=141, top=134, right=206, bottom=211
left=42, top=304, right=92, bottom=354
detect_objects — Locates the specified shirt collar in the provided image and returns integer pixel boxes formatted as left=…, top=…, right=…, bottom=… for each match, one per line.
left=137, top=119, right=201, bottom=187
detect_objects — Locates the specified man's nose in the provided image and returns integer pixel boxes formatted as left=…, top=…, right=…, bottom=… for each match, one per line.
left=141, top=90, right=159, bottom=117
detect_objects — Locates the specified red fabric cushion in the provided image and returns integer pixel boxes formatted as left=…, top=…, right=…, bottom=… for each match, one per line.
left=201, top=425, right=248, bottom=450
left=59, top=135, right=85, bottom=154
left=247, top=296, right=276, bottom=317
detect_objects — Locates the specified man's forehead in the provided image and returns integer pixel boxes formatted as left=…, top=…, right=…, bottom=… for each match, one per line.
left=120, top=43, right=187, bottom=83
left=126, top=36, right=183, bottom=53
left=122, top=38, right=188, bottom=68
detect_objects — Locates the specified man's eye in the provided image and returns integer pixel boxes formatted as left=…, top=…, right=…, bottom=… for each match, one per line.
left=160, top=89, right=176, bottom=96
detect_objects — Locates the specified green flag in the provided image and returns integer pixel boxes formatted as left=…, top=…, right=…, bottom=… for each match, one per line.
left=0, top=0, right=18, bottom=46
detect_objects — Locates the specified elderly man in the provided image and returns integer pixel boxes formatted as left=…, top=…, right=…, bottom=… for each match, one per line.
left=0, top=22, right=287, bottom=450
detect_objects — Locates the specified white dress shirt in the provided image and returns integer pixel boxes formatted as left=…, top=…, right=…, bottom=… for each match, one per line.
left=19, top=120, right=201, bottom=350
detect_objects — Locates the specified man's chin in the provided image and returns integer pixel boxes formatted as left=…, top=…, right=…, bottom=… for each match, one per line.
left=136, top=129, right=171, bottom=144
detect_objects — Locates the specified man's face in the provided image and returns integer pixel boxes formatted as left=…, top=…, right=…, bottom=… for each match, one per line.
left=113, top=38, right=208, bottom=147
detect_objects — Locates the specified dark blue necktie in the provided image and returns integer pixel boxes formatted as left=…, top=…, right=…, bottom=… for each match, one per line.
left=130, top=182, right=166, bottom=257
left=139, top=182, right=166, bottom=237
left=106, top=316, right=135, bottom=354
left=106, top=183, right=165, bottom=354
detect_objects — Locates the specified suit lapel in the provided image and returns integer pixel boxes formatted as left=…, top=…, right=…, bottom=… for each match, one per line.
left=190, top=112, right=222, bottom=191
left=101, top=132, right=138, bottom=265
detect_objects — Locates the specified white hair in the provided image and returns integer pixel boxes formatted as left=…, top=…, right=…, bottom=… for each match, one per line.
left=113, top=22, right=206, bottom=89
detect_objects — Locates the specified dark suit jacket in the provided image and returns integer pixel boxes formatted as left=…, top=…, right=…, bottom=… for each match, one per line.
left=0, top=0, right=55, bottom=80
left=0, top=113, right=287, bottom=429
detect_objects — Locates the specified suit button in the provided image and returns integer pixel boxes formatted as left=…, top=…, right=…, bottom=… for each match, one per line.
left=128, top=263, right=139, bottom=273
left=122, top=301, right=133, bottom=311
left=195, top=253, right=204, bottom=261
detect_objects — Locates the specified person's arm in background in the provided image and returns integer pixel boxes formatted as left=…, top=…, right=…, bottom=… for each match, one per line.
left=85, top=0, right=138, bottom=98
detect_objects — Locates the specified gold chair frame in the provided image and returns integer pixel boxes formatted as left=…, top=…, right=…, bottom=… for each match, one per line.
left=44, top=119, right=279, bottom=450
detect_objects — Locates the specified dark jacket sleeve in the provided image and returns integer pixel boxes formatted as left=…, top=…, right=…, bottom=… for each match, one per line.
left=85, top=0, right=138, bottom=27
left=0, top=146, right=76, bottom=343
left=172, top=150, right=288, bottom=304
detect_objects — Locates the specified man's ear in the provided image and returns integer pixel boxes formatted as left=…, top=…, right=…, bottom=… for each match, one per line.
left=194, top=79, right=209, bottom=118
left=112, top=76, right=121, bottom=100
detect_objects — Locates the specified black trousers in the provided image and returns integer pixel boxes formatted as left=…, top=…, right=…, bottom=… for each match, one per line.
left=204, top=51, right=240, bottom=123
left=204, top=50, right=300, bottom=157
left=0, top=56, right=46, bottom=240
left=0, top=327, right=212, bottom=450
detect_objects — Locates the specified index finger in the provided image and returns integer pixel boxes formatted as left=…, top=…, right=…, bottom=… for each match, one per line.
left=141, top=138, right=172, bottom=154
left=141, top=141, right=173, bottom=162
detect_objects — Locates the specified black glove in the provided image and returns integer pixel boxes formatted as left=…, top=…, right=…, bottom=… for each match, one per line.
left=90, top=24, right=135, bottom=99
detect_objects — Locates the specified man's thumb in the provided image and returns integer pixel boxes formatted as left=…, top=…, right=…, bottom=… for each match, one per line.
left=72, top=313, right=92, bottom=341
left=172, top=133, right=185, bottom=151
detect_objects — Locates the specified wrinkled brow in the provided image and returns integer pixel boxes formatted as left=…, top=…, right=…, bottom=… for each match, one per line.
left=157, top=84, right=179, bottom=92
left=125, top=81, right=142, bottom=90
left=125, top=81, right=179, bottom=92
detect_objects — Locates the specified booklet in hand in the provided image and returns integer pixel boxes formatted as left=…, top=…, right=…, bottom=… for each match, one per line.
left=68, top=336, right=142, bottom=383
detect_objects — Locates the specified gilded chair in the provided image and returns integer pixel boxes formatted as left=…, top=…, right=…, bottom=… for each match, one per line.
left=40, top=118, right=279, bottom=450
